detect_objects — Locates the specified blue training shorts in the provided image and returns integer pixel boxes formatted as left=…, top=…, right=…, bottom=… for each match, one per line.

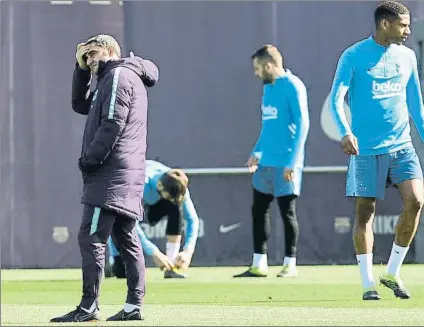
left=346, top=146, right=423, bottom=200
left=252, top=165, right=303, bottom=197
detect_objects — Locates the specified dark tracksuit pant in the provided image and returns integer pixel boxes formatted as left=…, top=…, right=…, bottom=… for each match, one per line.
left=110, top=199, right=182, bottom=278
left=78, top=204, right=145, bottom=309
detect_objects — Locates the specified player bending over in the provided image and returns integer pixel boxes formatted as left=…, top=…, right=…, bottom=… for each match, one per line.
left=106, top=160, right=200, bottom=279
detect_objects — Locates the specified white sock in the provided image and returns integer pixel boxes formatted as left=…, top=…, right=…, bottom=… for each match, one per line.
left=252, top=253, right=268, bottom=269
left=123, top=303, right=140, bottom=313
left=356, top=253, right=375, bottom=289
left=81, top=301, right=96, bottom=313
left=166, top=242, right=180, bottom=264
left=283, top=256, right=296, bottom=268
left=386, top=243, right=409, bottom=277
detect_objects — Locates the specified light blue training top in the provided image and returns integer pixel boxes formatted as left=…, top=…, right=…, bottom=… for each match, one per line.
left=252, top=69, right=310, bottom=169
left=329, top=35, right=424, bottom=155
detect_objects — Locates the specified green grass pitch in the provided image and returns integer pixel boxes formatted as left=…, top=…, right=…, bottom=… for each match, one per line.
left=2, top=265, right=424, bottom=326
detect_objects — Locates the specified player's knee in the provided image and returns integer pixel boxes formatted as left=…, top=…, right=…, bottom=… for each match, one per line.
left=251, top=202, right=267, bottom=221
left=355, top=199, right=376, bottom=227
left=166, top=217, right=183, bottom=235
left=403, top=194, right=424, bottom=216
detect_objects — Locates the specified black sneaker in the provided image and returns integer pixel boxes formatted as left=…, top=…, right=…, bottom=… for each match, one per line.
left=164, top=268, right=187, bottom=279
left=106, top=308, right=144, bottom=321
left=233, top=267, right=268, bottom=278
left=50, top=306, right=100, bottom=323
left=362, top=290, right=381, bottom=300
left=380, top=274, right=411, bottom=299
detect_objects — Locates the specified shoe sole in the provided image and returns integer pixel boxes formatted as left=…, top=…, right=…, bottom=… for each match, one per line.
left=107, top=318, right=144, bottom=322
left=50, top=319, right=100, bottom=323
left=363, top=297, right=381, bottom=301
left=164, top=275, right=187, bottom=279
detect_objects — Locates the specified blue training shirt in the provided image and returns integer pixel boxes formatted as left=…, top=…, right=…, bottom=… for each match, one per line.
left=108, top=160, right=200, bottom=257
left=252, top=69, right=310, bottom=169
left=329, top=35, right=424, bottom=155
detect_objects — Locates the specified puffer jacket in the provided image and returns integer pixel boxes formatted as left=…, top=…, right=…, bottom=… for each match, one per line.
left=71, top=56, right=159, bottom=220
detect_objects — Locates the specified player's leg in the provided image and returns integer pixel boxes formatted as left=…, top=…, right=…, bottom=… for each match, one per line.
left=234, top=166, right=274, bottom=277
left=353, top=197, right=378, bottom=299
left=107, top=237, right=126, bottom=278
left=347, top=154, right=389, bottom=300
left=163, top=200, right=187, bottom=278
left=145, top=199, right=184, bottom=277
left=274, top=167, right=302, bottom=277
left=276, top=195, right=299, bottom=277
left=380, top=146, right=424, bottom=299
left=50, top=205, right=116, bottom=322
left=107, top=216, right=145, bottom=321
left=104, top=239, right=114, bottom=277
left=164, top=200, right=183, bottom=264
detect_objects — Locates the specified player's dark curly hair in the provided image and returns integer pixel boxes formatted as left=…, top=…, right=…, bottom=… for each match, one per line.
left=160, top=169, right=189, bottom=204
left=374, top=1, right=410, bottom=28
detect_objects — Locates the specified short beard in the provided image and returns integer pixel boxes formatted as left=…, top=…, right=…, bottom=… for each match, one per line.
left=262, top=74, right=274, bottom=84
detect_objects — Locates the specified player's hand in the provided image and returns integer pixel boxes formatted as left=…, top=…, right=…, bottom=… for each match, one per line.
left=175, top=250, right=193, bottom=270
left=152, top=249, right=174, bottom=271
left=283, top=168, right=294, bottom=181
left=246, top=156, right=259, bottom=173
left=76, top=43, right=89, bottom=70
left=341, top=134, right=359, bottom=155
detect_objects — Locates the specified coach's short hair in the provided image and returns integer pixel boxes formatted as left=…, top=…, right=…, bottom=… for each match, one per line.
left=251, top=44, right=283, bottom=67
left=84, top=34, right=122, bottom=58
left=374, top=1, right=410, bottom=28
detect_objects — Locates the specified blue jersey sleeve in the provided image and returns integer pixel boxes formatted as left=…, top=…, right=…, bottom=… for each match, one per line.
left=286, top=79, right=310, bottom=169
left=406, top=51, right=424, bottom=142
left=329, top=49, right=354, bottom=137
left=181, top=189, right=200, bottom=253
left=136, top=223, right=158, bottom=256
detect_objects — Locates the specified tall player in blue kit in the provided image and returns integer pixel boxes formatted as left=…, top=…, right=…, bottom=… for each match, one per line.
left=234, top=44, right=310, bottom=278
left=330, top=1, right=424, bottom=300
left=107, top=160, right=200, bottom=279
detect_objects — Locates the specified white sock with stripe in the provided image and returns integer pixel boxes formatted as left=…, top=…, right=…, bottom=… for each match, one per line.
left=386, top=243, right=409, bottom=277
left=356, top=253, right=375, bottom=289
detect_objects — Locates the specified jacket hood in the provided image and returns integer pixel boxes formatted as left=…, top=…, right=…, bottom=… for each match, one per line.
left=99, top=56, right=159, bottom=87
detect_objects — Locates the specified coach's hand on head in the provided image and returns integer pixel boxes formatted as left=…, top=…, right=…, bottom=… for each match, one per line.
left=152, top=249, right=174, bottom=271
left=341, top=134, right=359, bottom=155
left=75, top=43, right=89, bottom=70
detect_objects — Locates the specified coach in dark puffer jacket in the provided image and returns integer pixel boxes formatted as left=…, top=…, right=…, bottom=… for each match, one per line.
left=50, top=34, right=159, bottom=323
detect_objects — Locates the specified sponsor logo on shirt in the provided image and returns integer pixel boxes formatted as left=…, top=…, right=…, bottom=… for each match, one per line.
left=372, top=81, right=403, bottom=99
left=262, top=105, right=278, bottom=120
